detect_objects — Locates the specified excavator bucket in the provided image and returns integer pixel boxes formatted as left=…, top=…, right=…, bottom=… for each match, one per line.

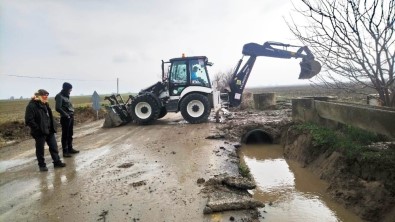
left=298, top=59, right=322, bottom=79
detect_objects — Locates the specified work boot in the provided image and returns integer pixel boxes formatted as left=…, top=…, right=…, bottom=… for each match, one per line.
left=54, top=162, right=66, bottom=168
left=39, top=166, right=48, bottom=172
left=63, top=153, right=72, bottom=158
left=69, top=149, right=80, bottom=154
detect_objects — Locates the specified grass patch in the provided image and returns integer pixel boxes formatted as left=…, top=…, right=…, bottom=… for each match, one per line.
left=238, top=163, right=251, bottom=178
left=295, top=123, right=383, bottom=159
left=295, top=122, right=395, bottom=193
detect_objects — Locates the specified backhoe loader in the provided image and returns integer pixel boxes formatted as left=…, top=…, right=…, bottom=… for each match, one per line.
left=103, top=41, right=321, bottom=127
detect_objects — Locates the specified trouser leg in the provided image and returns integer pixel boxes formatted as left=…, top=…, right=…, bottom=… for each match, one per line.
left=34, top=136, right=46, bottom=167
left=68, top=116, right=74, bottom=149
left=46, top=133, right=61, bottom=163
left=60, top=116, right=71, bottom=153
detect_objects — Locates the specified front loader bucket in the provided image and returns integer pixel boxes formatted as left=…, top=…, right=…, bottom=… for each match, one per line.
left=103, top=106, right=125, bottom=128
left=298, top=59, right=321, bottom=79
left=103, top=94, right=133, bottom=128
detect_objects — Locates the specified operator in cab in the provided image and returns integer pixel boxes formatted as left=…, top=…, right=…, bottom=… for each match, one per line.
left=191, top=66, right=199, bottom=82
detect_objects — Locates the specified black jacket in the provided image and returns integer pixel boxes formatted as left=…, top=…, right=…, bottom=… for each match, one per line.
left=55, top=90, right=74, bottom=117
left=25, top=99, right=56, bottom=137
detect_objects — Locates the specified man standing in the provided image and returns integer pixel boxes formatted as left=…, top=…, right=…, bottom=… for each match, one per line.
left=25, top=89, right=66, bottom=171
left=55, top=82, right=79, bottom=158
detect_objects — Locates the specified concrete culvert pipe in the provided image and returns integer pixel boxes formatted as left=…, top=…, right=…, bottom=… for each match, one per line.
left=242, top=129, right=273, bottom=144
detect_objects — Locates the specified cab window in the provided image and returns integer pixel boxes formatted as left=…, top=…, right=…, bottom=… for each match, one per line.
left=189, top=59, right=209, bottom=87
left=170, top=61, right=187, bottom=84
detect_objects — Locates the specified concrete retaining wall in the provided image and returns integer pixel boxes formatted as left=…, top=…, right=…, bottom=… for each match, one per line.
left=253, top=93, right=276, bottom=110
left=292, top=98, right=395, bottom=139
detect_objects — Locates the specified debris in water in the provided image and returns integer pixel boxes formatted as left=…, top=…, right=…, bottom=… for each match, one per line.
left=131, top=181, right=146, bottom=187
left=206, top=134, right=225, bottom=139
left=197, top=178, right=206, bottom=184
left=118, top=163, right=134, bottom=168
left=223, top=177, right=256, bottom=190
left=234, top=144, right=241, bottom=149
left=98, top=210, right=108, bottom=221
left=202, top=176, right=264, bottom=214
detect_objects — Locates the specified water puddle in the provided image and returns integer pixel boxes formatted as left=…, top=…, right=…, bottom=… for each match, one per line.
left=240, top=144, right=361, bottom=222
left=0, top=158, right=33, bottom=173
left=74, top=145, right=111, bottom=171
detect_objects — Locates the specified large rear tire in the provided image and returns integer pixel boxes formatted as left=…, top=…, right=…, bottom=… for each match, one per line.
left=158, top=107, right=167, bottom=119
left=180, top=93, right=211, bottom=124
left=130, top=94, right=160, bottom=125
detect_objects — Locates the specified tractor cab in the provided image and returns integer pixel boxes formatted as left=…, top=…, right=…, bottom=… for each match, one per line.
left=163, top=56, right=212, bottom=96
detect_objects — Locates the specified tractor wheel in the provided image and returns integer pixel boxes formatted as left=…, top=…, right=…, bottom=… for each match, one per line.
left=130, top=94, right=160, bottom=125
left=158, top=107, right=167, bottom=119
left=180, top=93, right=211, bottom=124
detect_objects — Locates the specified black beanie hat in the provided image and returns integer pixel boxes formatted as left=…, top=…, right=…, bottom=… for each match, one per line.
left=63, top=82, right=73, bottom=90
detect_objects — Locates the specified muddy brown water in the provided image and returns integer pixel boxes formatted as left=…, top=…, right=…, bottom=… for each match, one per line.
left=240, top=144, right=363, bottom=222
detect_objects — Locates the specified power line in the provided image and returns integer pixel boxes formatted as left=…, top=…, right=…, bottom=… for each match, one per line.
left=5, top=74, right=113, bottom=81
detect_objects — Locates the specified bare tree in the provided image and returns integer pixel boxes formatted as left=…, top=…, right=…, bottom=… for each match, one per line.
left=212, top=69, right=234, bottom=92
left=287, top=0, right=395, bottom=107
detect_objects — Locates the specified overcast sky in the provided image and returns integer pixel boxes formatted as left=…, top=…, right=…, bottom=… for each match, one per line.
left=0, top=0, right=311, bottom=99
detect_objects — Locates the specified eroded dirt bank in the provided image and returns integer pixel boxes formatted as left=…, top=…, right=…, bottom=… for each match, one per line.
left=283, top=128, right=395, bottom=222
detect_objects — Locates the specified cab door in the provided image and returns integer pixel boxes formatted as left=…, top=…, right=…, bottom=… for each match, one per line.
left=169, top=60, right=188, bottom=96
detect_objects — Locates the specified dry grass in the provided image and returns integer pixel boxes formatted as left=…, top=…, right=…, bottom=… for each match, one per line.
left=0, top=94, right=111, bottom=147
left=0, top=93, right=131, bottom=147
left=246, top=84, right=375, bottom=104
left=0, top=95, right=109, bottom=124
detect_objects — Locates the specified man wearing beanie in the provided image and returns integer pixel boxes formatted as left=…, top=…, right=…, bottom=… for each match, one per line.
left=55, top=82, right=79, bottom=158
left=25, top=89, right=66, bottom=171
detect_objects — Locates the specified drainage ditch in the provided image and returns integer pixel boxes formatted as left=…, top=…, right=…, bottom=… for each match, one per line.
left=239, top=130, right=361, bottom=221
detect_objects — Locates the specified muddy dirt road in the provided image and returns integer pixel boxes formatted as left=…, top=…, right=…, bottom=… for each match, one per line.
left=0, top=113, right=253, bottom=222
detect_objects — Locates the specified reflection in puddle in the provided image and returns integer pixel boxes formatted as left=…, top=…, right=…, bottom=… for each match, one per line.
left=246, top=158, right=294, bottom=193
left=0, top=178, right=39, bottom=209
left=240, top=144, right=361, bottom=222
left=0, top=158, right=33, bottom=173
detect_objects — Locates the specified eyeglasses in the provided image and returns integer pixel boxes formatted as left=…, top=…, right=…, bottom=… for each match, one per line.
left=42, top=95, right=49, bottom=97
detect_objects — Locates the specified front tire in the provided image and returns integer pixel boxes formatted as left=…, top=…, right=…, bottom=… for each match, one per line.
left=180, top=93, right=211, bottom=124
left=130, top=94, right=160, bottom=125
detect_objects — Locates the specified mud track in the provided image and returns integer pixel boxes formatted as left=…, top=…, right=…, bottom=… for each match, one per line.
left=0, top=113, right=262, bottom=221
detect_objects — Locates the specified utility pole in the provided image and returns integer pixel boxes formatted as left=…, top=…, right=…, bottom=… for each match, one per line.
left=117, top=77, right=119, bottom=94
